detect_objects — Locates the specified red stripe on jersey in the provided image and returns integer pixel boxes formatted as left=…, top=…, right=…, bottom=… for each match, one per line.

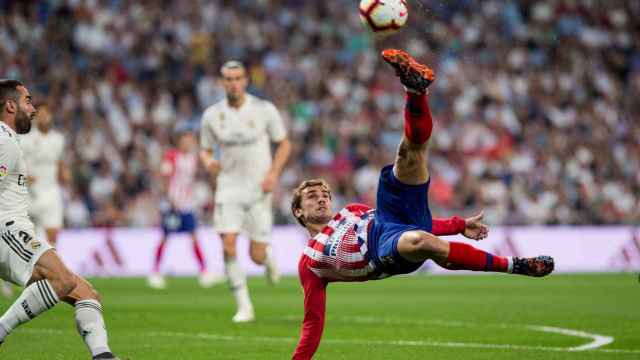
left=302, top=204, right=380, bottom=282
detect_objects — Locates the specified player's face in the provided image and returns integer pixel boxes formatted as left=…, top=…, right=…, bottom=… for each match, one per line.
left=298, top=185, right=333, bottom=226
left=221, top=67, right=248, bottom=101
left=35, top=107, right=53, bottom=131
left=14, top=86, right=36, bottom=134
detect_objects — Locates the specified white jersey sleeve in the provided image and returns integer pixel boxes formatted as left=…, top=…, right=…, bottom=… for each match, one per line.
left=264, top=102, right=287, bottom=142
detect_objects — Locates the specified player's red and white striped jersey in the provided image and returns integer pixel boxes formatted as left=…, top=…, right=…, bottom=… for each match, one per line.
left=302, top=203, right=385, bottom=282
left=161, top=149, right=198, bottom=211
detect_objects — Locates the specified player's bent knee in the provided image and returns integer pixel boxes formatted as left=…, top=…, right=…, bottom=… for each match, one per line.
left=398, top=231, right=447, bottom=262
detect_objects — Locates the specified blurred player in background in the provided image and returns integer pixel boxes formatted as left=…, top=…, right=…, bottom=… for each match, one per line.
left=290, top=50, right=554, bottom=359
left=148, top=130, right=223, bottom=289
left=200, top=61, right=291, bottom=322
left=0, top=79, right=120, bottom=359
left=21, top=104, right=70, bottom=246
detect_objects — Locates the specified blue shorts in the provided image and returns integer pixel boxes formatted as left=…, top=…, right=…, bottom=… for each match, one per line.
left=161, top=210, right=197, bottom=234
left=367, top=165, right=432, bottom=276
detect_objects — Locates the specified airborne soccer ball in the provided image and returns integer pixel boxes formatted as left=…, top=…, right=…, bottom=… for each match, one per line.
left=359, top=0, right=409, bottom=35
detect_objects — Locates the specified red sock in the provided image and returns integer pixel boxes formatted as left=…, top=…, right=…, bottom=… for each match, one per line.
left=153, top=240, right=167, bottom=273
left=192, top=240, right=207, bottom=272
left=444, top=242, right=509, bottom=272
left=404, top=91, right=433, bottom=144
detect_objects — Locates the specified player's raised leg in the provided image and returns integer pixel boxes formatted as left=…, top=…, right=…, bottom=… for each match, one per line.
left=382, top=48, right=435, bottom=185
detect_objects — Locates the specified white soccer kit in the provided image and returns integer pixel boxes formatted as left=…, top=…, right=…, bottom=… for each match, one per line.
left=0, top=122, right=53, bottom=286
left=21, top=128, right=65, bottom=228
left=200, top=94, right=287, bottom=242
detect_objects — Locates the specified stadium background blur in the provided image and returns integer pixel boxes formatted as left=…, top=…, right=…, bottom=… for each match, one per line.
left=0, top=0, right=638, bottom=229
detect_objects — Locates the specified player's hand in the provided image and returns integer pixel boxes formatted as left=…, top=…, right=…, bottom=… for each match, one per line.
left=206, top=159, right=221, bottom=176
left=261, top=171, right=278, bottom=193
left=463, top=211, right=488, bottom=241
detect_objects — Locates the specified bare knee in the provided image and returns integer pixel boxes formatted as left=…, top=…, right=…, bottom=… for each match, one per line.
left=249, top=243, right=266, bottom=265
left=397, top=231, right=449, bottom=263
left=63, top=276, right=101, bottom=304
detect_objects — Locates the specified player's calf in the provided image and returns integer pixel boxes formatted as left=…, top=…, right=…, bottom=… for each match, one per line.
left=63, top=275, right=118, bottom=360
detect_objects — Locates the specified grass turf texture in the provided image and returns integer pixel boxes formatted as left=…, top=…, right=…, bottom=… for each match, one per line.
left=0, top=273, right=638, bottom=359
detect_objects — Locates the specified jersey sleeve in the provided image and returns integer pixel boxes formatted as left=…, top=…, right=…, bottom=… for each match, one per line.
left=265, top=102, right=287, bottom=142
left=431, top=216, right=466, bottom=236
left=199, top=110, right=217, bottom=150
left=0, top=138, right=19, bottom=185
left=292, top=258, right=327, bottom=360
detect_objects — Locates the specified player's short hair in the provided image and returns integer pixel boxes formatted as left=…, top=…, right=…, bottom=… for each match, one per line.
left=0, top=79, right=24, bottom=110
left=220, top=60, right=245, bottom=75
left=291, top=179, right=332, bottom=227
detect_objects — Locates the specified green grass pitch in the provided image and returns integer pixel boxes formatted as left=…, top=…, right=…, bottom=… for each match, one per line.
left=0, top=273, right=638, bottom=359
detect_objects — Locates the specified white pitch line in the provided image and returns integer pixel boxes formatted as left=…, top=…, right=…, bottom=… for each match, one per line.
left=279, top=315, right=619, bottom=352
left=527, top=325, right=615, bottom=351
left=146, top=330, right=640, bottom=354
left=17, top=326, right=639, bottom=355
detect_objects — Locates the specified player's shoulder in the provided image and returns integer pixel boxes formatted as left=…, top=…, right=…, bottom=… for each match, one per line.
left=247, top=94, right=276, bottom=109
left=0, top=123, right=15, bottom=141
left=344, top=203, right=372, bottom=216
left=0, top=125, right=18, bottom=150
left=201, top=100, right=226, bottom=120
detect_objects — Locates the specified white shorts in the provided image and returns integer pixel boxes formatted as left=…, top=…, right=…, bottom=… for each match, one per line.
left=30, top=191, right=64, bottom=229
left=214, top=194, right=273, bottom=243
left=0, top=218, right=53, bottom=286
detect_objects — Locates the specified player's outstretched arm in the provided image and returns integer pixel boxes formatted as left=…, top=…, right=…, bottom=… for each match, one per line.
left=461, top=211, right=488, bottom=241
left=292, top=261, right=327, bottom=360
left=431, top=211, right=488, bottom=241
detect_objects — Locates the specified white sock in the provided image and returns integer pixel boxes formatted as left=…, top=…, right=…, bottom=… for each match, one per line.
left=75, top=299, right=111, bottom=356
left=225, top=258, right=252, bottom=310
left=0, top=280, right=59, bottom=341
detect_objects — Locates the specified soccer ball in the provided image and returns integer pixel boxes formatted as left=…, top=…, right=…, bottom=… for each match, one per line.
left=359, top=0, right=409, bottom=35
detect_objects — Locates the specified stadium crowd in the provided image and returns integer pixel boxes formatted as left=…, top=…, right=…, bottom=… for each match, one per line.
left=0, top=0, right=638, bottom=227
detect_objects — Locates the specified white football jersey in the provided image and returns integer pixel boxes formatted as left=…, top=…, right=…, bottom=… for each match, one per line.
left=0, top=122, right=30, bottom=221
left=200, top=94, right=287, bottom=203
left=20, top=128, right=65, bottom=196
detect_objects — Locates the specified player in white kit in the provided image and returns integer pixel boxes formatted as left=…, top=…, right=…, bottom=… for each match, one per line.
left=200, top=61, right=291, bottom=322
left=21, top=104, right=69, bottom=246
left=0, top=80, right=120, bottom=359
